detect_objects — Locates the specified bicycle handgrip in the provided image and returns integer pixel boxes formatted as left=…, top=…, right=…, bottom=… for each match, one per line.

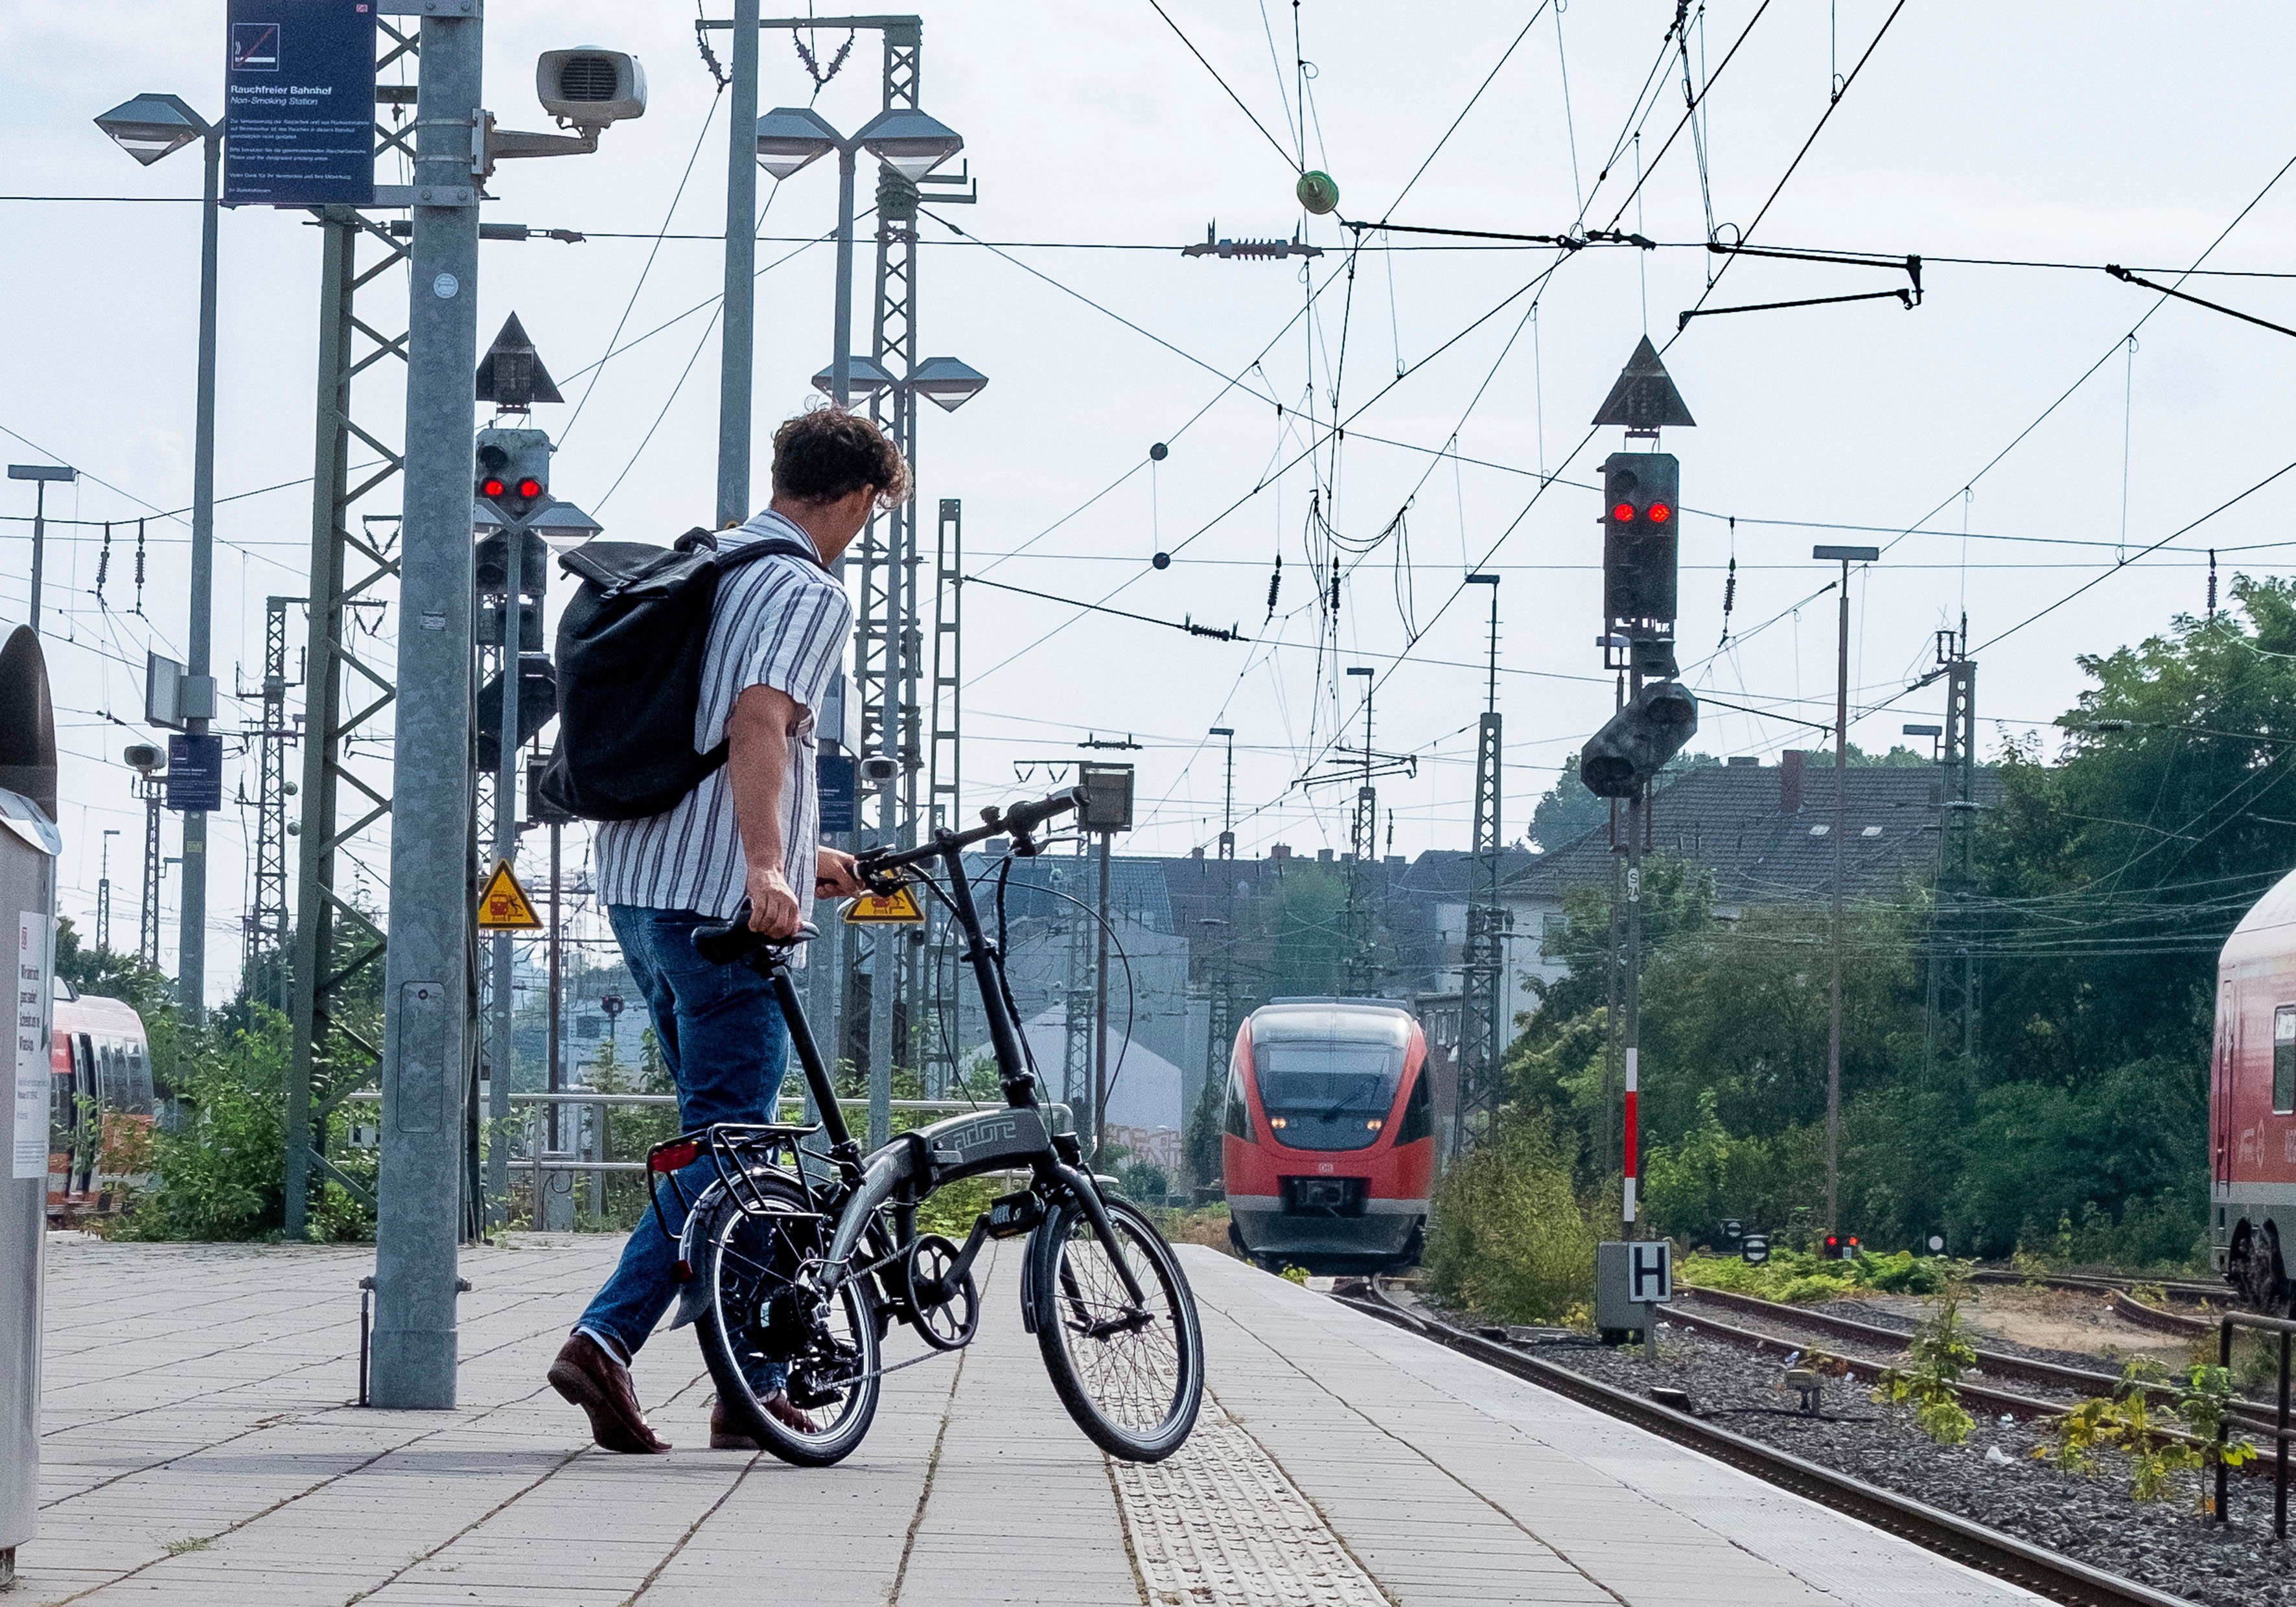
left=997, top=787, right=1083, bottom=840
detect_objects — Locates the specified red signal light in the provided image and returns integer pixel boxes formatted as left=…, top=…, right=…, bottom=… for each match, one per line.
left=481, top=477, right=506, bottom=498
left=1647, top=502, right=1672, bottom=524
left=1611, top=502, right=1638, bottom=523
left=516, top=478, right=543, bottom=500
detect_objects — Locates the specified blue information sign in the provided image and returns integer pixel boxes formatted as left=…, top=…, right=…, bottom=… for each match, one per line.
left=165, top=734, right=226, bottom=813
left=818, top=752, right=857, bottom=835
left=224, top=0, right=378, bottom=207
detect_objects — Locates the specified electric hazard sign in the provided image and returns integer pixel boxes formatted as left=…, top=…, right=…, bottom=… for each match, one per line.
left=477, top=859, right=543, bottom=931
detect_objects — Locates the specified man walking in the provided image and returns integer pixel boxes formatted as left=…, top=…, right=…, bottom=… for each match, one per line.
left=547, top=408, right=908, bottom=1453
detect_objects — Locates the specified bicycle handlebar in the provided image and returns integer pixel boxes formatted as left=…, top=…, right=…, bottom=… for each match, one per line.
left=689, top=789, right=1082, bottom=966
left=853, top=787, right=1083, bottom=883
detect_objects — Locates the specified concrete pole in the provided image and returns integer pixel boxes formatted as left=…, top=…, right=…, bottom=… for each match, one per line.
left=177, top=128, right=222, bottom=1021
left=486, top=530, right=522, bottom=1225
left=1826, top=563, right=1851, bottom=1237
left=370, top=6, right=483, bottom=1410
left=716, top=0, right=760, bottom=528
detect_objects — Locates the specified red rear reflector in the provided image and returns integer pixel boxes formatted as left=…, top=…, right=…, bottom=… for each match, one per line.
left=1647, top=502, right=1671, bottom=524
left=651, top=1139, right=701, bottom=1173
left=673, top=1259, right=693, bottom=1283
left=1612, top=502, right=1637, bottom=522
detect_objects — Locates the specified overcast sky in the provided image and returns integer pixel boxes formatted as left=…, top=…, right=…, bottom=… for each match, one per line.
left=8, top=3, right=2296, bottom=1001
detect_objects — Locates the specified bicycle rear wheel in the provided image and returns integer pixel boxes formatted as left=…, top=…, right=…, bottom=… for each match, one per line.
left=695, top=1173, right=881, bottom=1467
left=1029, top=1192, right=1204, bottom=1462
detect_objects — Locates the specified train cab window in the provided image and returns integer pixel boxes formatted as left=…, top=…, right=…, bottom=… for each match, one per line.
left=2276, top=1006, right=2296, bottom=1114
left=1253, top=1043, right=1405, bottom=1152
left=1223, top=1062, right=1256, bottom=1141
left=1395, top=1061, right=1434, bottom=1145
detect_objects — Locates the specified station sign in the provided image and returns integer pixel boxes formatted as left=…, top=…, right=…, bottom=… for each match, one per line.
left=164, top=734, right=225, bottom=813
left=224, top=0, right=378, bottom=207
left=817, top=752, right=857, bottom=834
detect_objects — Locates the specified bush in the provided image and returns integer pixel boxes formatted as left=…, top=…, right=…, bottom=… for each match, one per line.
left=121, top=1006, right=373, bottom=1242
left=1425, top=1114, right=1600, bottom=1324
left=1676, top=1246, right=1961, bottom=1304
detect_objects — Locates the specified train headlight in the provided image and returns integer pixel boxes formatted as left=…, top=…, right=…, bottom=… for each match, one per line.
left=1268, top=1116, right=1288, bottom=1131
left=1364, top=1118, right=1383, bottom=1132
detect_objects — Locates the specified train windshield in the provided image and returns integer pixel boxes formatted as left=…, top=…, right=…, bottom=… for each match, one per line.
left=1254, top=1042, right=1404, bottom=1151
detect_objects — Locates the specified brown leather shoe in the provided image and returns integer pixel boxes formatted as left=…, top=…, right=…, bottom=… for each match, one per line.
left=709, top=1397, right=760, bottom=1451
left=548, top=1333, right=669, bottom=1455
left=709, top=1391, right=817, bottom=1448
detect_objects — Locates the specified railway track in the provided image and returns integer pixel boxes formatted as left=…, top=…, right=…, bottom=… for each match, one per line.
left=1965, top=1267, right=2229, bottom=1307
left=1673, top=1284, right=2286, bottom=1446
left=1335, top=1280, right=2197, bottom=1607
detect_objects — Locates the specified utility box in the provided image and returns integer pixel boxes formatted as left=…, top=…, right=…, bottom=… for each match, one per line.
left=0, top=625, right=60, bottom=1589
left=1595, top=1238, right=1674, bottom=1342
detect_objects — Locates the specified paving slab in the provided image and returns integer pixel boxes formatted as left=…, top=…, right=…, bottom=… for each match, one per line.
left=14, top=1231, right=2062, bottom=1607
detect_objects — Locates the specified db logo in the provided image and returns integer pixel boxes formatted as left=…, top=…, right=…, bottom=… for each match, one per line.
left=1317, top=1162, right=1335, bottom=1175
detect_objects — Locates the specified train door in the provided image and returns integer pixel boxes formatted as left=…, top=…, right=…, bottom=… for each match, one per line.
left=2217, top=980, right=2237, bottom=1190
left=71, top=1033, right=98, bottom=1195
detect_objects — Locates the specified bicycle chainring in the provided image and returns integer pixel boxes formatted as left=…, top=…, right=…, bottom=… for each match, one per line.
left=901, top=1234, right=981, bottom=1352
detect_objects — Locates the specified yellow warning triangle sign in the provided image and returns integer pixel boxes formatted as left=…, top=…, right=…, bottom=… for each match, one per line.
left=843, top=883, right=925, bottom=925
left=476, top=859, right=543, bottom=931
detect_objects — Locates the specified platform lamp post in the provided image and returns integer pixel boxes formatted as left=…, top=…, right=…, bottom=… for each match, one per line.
left=6, top=466, right=77, bottom=635
left=1815, top=544, right=1880, bottom=1241
left=754, top=104, right=965, bottom=408
left=97, top=92, right=222, bottom=1021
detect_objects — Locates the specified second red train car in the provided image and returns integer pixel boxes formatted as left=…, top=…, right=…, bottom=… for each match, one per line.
left=1221, top=997, right=1434, bottom=1273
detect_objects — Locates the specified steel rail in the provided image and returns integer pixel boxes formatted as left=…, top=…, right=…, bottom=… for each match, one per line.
left=1338, top=1284, right=2199, bottom=1607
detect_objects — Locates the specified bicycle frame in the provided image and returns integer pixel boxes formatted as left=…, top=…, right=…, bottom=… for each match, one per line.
left=658, top=809, right=1149, bottom=1337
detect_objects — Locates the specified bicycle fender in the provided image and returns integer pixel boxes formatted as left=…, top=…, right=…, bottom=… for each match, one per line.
left=667, top=1179, right=734, bottom=1330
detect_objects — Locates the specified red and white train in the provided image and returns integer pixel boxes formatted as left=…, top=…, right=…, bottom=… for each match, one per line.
left=1220, top=998, right=1435, bottom=1273
left=46, top=984, right=155, bottom=1220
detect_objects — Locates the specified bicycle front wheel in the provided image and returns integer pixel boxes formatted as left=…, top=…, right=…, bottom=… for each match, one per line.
left=1029, top=1191, right=1204, bottom=1462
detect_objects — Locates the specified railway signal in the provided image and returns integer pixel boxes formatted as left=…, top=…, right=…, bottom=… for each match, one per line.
left=1822, top=1232, right=1861, bottom=1260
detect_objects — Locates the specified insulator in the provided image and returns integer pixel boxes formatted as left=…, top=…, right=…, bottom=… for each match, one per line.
left=94, top=522, right=111, bottom=602
left=1265, top=553, right=1282, bottom=620
left=2209, top=549, right=2218, bottom=616
left=1330, top=567, right=1341, bottom=616
left=133, top=519, right=147, bottom=614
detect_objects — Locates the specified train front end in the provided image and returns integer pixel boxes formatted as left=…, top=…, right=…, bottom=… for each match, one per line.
left=1221, top=999, right=1433, bottom=1273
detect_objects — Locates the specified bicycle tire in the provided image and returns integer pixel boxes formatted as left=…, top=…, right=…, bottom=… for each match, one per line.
left=1028, top=1192, right=1205, bottom=1462
left=695, top=1172, right=881, bottom=1468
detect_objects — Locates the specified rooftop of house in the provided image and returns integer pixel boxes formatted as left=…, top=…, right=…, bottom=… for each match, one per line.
left=1505, top=752, right=1995, bottom=907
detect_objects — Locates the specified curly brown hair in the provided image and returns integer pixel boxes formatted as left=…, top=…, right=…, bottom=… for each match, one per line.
left=770, top=406, right=911, bottom=511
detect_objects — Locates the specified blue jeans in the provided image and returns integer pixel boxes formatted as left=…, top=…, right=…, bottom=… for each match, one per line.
left=579, top=905, right=792, bottom=1390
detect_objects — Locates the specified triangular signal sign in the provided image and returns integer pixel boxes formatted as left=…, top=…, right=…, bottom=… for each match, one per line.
left=1591, top=334, right=1696, bottom=430
left=476, top=858, right=544, bottom=931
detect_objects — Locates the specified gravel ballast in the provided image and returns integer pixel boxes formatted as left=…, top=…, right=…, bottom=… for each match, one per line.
left=1525, top=1319, right=2296, bottom=1607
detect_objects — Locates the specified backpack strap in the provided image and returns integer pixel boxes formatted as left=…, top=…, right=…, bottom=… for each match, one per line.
left=715, top=533, right=829, bottom=574
left=690, top=532, right=835, bottom=778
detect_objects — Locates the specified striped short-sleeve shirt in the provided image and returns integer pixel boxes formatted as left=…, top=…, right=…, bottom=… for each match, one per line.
left=595, top=509, right=853, bottom=938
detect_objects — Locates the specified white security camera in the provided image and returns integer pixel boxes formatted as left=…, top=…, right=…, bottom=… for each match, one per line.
left=536, top=49, right=647, bottom=130
left=860, top=755, right=899, bottom=785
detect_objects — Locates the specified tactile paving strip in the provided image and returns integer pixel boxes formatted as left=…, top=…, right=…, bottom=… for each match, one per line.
left=1110, top=1404, right=1389, bottom=1606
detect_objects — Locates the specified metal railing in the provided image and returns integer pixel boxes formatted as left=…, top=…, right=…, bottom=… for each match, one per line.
left=2214, top=1310, right=2296, bottom=1537
left=343, top=1089, right=1072, bottom=1224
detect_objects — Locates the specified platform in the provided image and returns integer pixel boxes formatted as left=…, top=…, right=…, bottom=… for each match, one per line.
left=14, top=1232, right=2045, bottom=1606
